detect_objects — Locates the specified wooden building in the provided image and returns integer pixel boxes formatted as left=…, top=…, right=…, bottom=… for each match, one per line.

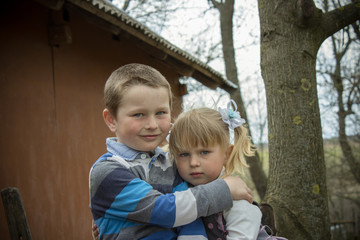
left=0, top=0, right=236, bottom=239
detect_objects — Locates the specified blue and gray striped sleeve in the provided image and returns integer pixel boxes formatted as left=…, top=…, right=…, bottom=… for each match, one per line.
left=90, top=159, right=233, bottom=229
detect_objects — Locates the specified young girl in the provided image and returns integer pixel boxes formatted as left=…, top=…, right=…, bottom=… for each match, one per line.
left=168, top=101, right=262, bottom=240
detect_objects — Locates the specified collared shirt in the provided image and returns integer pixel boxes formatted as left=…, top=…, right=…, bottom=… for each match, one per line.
left=106, top=137, right=166, bottom=162
left=89, top=137, right=233, bottom=240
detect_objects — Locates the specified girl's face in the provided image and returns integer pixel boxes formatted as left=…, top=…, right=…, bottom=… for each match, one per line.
left=105, top=85, right=171, bottom=153
left=175, top=144, right=231, bottom=186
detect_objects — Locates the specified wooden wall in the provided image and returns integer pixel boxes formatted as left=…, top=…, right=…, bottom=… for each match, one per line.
left=0, top=1, right=183, bottom=239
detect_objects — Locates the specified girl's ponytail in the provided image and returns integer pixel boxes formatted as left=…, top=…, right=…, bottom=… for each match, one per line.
left=218, top=100, right=256, bottom=177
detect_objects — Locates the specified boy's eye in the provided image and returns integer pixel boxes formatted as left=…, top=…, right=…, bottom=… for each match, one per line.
left=134, top=113, right=143, bottom=117
left=156, top=111, right=166, bottom=116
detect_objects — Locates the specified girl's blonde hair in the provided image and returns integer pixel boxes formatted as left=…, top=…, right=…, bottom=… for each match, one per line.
left=168, top=107, right=255, bottom=177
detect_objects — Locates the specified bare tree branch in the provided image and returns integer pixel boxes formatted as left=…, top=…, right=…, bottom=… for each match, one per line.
left=320, top=1, right=360, bottom=40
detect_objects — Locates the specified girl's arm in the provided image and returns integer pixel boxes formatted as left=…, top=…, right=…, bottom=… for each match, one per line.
left=223, top=200, right=262, bottom=240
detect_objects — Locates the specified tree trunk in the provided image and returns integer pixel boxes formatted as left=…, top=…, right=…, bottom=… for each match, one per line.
left=258, top=0, right=360, bottom=238
left=258, top=1, right=328, bottom=239
left=211, top=0, right=268, bottom=199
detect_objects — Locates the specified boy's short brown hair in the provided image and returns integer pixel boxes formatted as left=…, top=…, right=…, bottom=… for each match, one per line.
left=104, top=63, right=172, bottom=117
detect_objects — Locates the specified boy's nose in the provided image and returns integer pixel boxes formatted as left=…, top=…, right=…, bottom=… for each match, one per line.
left=145, top=116, right=158, bottom=129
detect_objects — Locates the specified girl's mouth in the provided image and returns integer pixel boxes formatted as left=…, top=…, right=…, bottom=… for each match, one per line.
left=190, top=172, right=203, bottom=178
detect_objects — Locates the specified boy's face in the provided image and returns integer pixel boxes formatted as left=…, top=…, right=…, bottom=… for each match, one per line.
left=107, top=85, right=171, bottom=153
left=175, top=145, right=228, bottom=186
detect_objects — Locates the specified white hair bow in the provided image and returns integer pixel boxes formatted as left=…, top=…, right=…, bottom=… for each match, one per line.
left=218, top=99, right=245, bottom=129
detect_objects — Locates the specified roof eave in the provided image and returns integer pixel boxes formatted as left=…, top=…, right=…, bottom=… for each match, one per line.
left=35, top=0, right=238, bottom=90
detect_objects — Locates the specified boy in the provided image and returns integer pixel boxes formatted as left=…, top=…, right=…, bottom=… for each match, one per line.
left=89, top=63, right=252, bottom=239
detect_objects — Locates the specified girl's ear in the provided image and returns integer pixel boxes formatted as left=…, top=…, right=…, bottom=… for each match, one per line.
left=224, top=144, right=234, bottom=165
left=103, top=109, right=117, bottom=133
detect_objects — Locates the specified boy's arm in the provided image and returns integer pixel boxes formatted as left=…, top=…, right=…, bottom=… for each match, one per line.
left=171, top=180, right=233, bottom=226
left=176, top=218, right=208, bottom=240
left=172, top=179, right=208, bottom=240
left=90, top=160, right=233, bottom=228
left=223, top=176, right=253, bottom=203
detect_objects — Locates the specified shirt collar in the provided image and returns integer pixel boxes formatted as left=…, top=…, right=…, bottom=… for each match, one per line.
left=106, top=137, right=167, bottom=161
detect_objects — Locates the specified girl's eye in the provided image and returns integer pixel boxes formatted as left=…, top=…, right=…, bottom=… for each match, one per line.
left=200, top=151, right=209, bottom=155
left=134, top=113, right=143, bottom=117
left=179, top=153, right=189, bottom=157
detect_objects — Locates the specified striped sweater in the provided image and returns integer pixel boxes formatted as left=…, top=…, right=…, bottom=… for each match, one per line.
left=89, top=137, right=233, bottom=240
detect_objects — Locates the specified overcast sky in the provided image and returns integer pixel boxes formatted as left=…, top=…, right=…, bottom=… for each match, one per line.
left=111, top=0, right=358, bottom=141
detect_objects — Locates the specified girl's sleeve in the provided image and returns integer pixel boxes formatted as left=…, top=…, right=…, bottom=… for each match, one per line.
left=223, top=200, right=262, bottom=240
left=89, top=160, right=233, bottom=228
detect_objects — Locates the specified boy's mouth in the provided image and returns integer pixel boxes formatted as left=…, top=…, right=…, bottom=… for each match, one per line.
left=141, top=134, right=159, bottom=141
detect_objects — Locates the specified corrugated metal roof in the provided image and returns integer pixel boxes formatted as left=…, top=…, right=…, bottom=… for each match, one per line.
left=68, top=0, right=237, bottom=90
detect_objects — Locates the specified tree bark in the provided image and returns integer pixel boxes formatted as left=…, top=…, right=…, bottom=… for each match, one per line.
left=211, top=0, right=268, bottom=199
left=258, top=0, right=360, bottom=238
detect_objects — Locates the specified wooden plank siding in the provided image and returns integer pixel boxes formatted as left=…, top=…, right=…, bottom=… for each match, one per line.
left=0, top=1, right=235, bottom=239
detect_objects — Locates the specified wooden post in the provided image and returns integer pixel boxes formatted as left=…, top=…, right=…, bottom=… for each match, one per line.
left=1, top=187, right=32, bottom=240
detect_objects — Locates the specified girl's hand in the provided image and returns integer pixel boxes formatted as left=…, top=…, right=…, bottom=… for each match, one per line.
left=223, top=176, right=253, bottom=203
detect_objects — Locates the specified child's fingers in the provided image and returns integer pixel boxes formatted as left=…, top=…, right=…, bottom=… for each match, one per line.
left=91, top=220, right=99, bottom=240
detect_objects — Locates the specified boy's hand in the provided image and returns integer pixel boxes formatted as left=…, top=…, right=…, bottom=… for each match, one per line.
left=92, top=220, right=99, bottom=240
left=223, top=176, right=253, bottom=203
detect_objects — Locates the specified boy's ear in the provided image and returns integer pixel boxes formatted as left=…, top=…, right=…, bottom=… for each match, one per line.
left=103, top=109, right=117, bottom=133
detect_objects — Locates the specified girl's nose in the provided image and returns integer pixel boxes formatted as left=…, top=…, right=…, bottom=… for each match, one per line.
left=190, top=156, right=200, bottom=167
